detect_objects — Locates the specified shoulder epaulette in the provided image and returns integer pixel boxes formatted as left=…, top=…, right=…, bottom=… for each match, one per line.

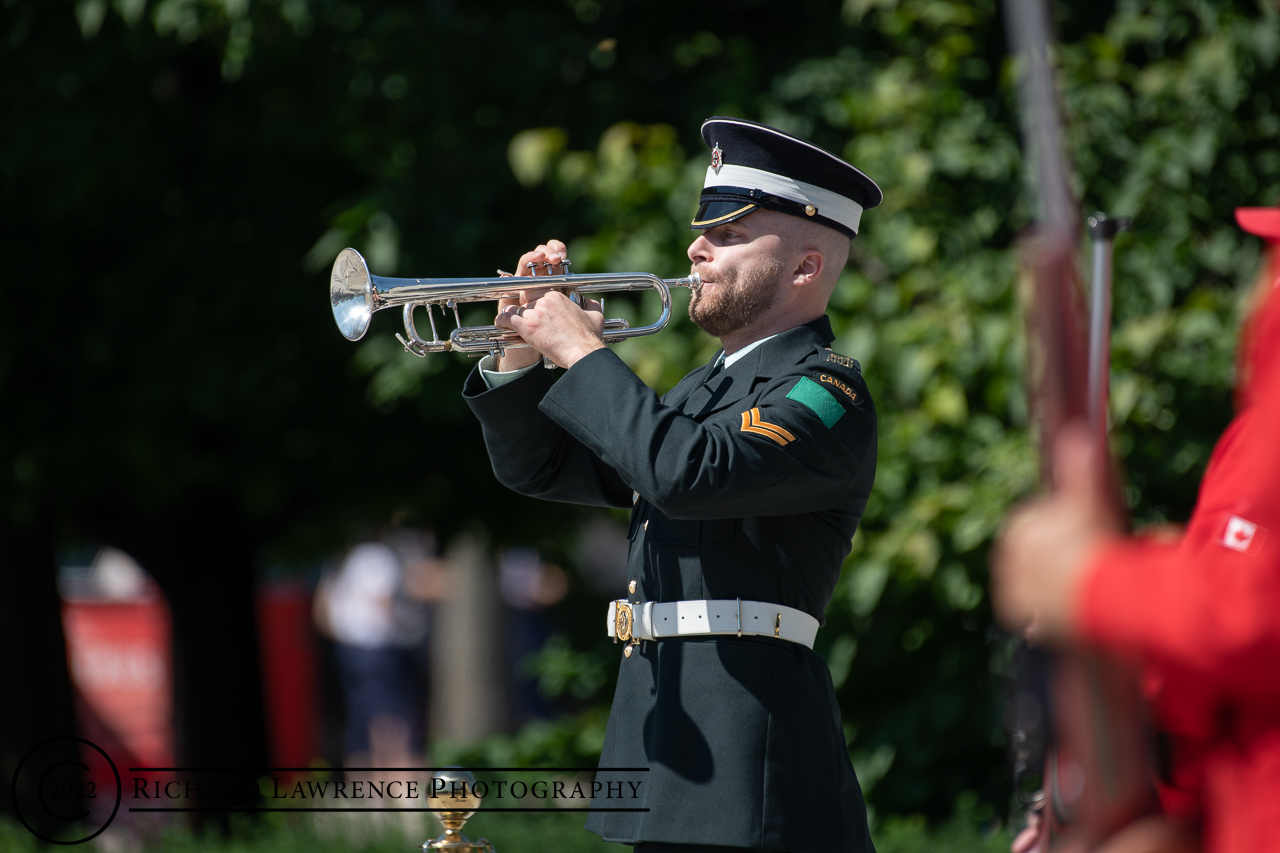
left=822, top=347, right=857, bottom=370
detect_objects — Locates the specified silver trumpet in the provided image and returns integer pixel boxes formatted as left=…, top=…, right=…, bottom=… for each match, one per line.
left=330, top=247, right=701, bottom=358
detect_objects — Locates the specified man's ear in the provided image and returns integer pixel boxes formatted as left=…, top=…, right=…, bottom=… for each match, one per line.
left=791, top=250, right=824, bottom=286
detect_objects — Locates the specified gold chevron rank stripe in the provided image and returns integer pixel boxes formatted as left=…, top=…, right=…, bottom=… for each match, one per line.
left=739, top=407, right=797, bottom=446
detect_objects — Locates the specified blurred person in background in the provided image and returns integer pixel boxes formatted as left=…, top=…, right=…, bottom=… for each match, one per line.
left=314, top=526, right=444, bottom=768
left=498, top=546, right=570, bottom=725
left=993, top=205, right=1280, bottom=853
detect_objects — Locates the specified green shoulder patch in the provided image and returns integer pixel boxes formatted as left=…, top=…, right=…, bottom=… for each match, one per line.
left=786, top=376, right=845, bottom=428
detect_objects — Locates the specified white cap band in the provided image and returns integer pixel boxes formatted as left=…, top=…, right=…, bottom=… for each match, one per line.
left=703, top=163, right=864, bottom=235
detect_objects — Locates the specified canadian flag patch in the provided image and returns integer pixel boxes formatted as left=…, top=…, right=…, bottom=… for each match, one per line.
left=1221, top=515, right=1267, bottom=554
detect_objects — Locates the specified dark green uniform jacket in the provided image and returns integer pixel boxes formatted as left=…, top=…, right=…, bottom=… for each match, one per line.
left=463, top=316, right=876, bottom=853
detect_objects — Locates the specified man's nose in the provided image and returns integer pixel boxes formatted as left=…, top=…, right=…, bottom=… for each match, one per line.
left=687, top=233, right=712, bottom=264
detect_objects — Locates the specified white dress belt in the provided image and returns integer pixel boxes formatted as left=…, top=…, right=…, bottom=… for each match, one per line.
left=606, top=599, right=819, bottom=649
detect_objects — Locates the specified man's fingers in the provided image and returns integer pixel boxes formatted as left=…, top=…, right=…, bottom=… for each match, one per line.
left=495, top=307, right=523, bottom=332
left=1022, top=619, right=1051, bottom=646
left=494, top=291, right=583, bottom=330
left=539, top=240, right=569, bottom=272
left=1053, top=421, right=1099, bottom=501
left=1010, top=811, right=1043, bottom=853
left=994, top=499, right=1048, bottom=562
left=517, top=245, right=560, bottom=276
left=515, top=245, right=570, bottom=280
left=516, top=242, right=568, bottom=276
left=990, top=502, right=1044, bottom=631
left=516, top=250, right=545, bottom=277
left=518, top=288, right=553, bottom=304
left=524, top=291, right=570, bottom=310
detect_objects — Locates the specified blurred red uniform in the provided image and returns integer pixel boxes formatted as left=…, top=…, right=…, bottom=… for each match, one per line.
left=1075, top=207, right=1280, bottom=853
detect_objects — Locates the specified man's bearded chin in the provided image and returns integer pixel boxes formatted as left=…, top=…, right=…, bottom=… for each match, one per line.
left=688, top=258, right=786, bottom=338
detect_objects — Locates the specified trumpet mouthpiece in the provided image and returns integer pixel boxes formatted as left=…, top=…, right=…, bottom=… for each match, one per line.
left=668, top=271, right=701, bottom=290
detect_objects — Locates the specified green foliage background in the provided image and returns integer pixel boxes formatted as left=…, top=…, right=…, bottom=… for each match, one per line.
left=2, top=0, right=1278, bottom=845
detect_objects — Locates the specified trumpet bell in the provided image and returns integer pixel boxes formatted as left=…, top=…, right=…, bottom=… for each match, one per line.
left=331, top=247, right=375, bottom=341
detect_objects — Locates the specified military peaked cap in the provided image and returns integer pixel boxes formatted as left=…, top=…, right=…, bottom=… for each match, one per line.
left=692, top=117, right=882, bottom=239
left=1237, top=204, right=1280, bottom=244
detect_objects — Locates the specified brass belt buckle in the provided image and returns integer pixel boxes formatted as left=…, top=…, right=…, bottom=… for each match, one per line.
left=614, top=601, right=634, bottom=643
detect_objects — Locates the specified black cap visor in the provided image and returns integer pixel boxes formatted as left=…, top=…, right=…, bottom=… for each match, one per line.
left=691, top=199, right=759, bottom=229
left=691, top=188, right=856, bottom=238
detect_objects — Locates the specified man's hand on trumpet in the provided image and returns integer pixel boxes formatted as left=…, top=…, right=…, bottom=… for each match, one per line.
left=494, top=240, right=606, bottom=370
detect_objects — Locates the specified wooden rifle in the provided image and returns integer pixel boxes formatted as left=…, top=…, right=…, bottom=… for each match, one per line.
left=1002, top=2, right=1157, bottom=849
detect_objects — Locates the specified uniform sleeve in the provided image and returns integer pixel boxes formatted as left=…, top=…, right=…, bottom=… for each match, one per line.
left=537, top=348, right=876, bottom=520
left=1076, top=389, right=1280, bottom=706
left=462, top=361, right=633, bottom=508
left=477, top=354, right=538, bottom=389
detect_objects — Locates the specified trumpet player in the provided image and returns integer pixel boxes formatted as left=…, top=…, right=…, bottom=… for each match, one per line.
left=464, top=118, right=882, bottom=853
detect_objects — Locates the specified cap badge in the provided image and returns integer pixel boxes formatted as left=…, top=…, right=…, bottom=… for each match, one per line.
left=710, top=143, right=723, bottom=175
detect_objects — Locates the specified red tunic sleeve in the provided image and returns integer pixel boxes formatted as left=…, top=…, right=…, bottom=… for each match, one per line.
left=1075, top=281, right=1280, bottom=712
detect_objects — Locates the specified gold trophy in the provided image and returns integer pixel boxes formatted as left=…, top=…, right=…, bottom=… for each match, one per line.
left=422, top=769, right=494, bottom=853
